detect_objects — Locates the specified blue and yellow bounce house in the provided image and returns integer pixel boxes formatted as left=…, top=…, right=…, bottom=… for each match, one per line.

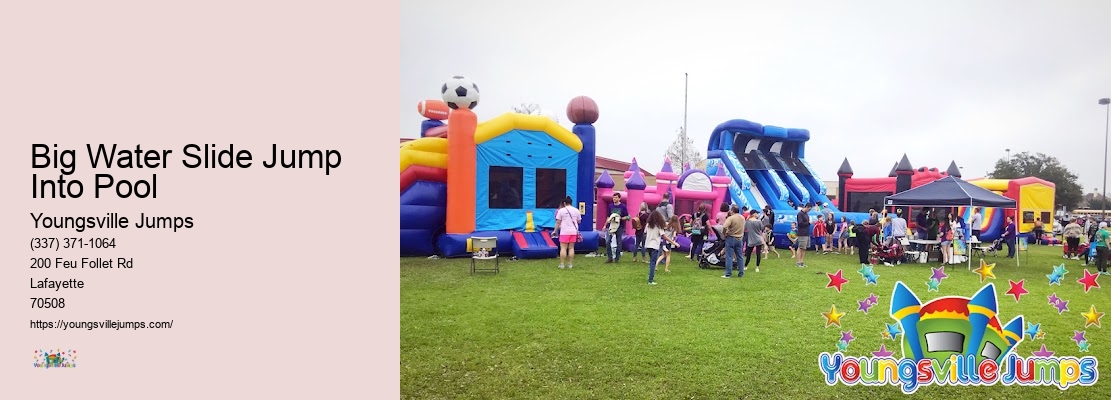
left=399, top=76, right=601, bottom=258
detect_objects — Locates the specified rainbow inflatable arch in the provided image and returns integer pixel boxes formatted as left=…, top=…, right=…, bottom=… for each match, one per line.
left=965, top=177, right=1056, bottom=241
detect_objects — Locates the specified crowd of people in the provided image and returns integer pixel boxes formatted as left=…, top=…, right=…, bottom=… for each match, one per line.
left=569, top=193, right=786, bottom=284
left=580, top=197, right=895, bottom=284
left=1061, top=216, right=1111, bottom=276
left=551, top=196, right=1111, bottom=285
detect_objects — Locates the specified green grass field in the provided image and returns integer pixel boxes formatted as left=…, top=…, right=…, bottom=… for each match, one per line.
left=402, top=244, right=1111, bottom=399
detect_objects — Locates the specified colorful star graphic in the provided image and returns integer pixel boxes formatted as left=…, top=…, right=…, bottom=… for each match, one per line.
left=1053, top=264, right=1069, bottom=277
left=881, top=331, right=892, bottom=340
left=857, top=299, right=874, bottom=313
left=857, top=264, right=873, bottom=279
left=886, top=323, right=902, bottom=339
left=1005, top=279, right=1029, bottom=302
left=1077, top=269, right=1101, bottom=293
left=926, top=278, right=940, bottom=292
left=866, top=293, right=879, bottom=305
left=1032, top=344, right=1055, bottom=357
left=837, top=340, right=849, bottom=352
left=1048, top=273, right=1063, bottom=285
left=1079, top=341, right=1091, bottom=352
left=1073, top=330, right=1087, bottom=345
left=1054, top=298, right=1070, bottom=314
left=827, top=270, right=849, bottom=292
left=840, top=330, right=856, bottom=344
left=1035, top=331, right=1046, bottom=340
left=1082, top=305, right=1104, bottom=328
left=823, top=304, right=845, bottom=327
left=930, top=266, right=948, bottom=282
left=973, top=259, right=996, bottom=283
left=864, top=272, right=879, bottom=285
left=1025, top=322, right=1041, bottom=339
left=872, top=344, right=895, bottom=357
left=1048, top=293, right=1061, bottom=305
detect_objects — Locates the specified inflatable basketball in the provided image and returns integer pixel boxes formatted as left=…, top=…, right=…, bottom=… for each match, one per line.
left=566, top=96, right=599, bottom=124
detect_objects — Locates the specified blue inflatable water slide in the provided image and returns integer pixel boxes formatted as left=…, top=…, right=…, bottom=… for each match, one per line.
left=704, top=119, right=868, bottom=246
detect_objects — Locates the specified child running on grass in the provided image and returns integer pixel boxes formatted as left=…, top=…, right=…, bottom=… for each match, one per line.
left=644, top=211, right=668, bottom=285
left=763, top=225, right=780, bottom=258
left=656, top=215, right=682, bottom=273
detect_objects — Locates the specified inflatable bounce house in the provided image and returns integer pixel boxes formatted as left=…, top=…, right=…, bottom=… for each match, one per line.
left=837, top=155, right=947, bottom=213
left=838, top=155, right=1056, bottom=242
left=593, top=157, right=731, bottom=253
left=965, top=177, right=1057, bottom=243
left=399, top=76, right=601, bottom=258
left=702, top=119, right=869, bottom=247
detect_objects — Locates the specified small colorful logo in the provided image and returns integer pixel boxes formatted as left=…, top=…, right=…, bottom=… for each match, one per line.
left=819, top=282, right=1098, bottom=393
left=34, top=349, right=76, bottom=369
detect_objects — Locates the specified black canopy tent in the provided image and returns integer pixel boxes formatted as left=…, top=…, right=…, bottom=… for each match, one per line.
left=884, top=176, right=1018, bottom=268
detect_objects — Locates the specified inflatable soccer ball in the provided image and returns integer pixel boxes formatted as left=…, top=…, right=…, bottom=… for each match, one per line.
left=441, top=76, right=479, bottom=110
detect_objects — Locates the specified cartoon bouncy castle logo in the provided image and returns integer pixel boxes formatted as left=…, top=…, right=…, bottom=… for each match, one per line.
left=819, top=281, right=1098, bottom=393
left=33, top=349, right=76, bottom=369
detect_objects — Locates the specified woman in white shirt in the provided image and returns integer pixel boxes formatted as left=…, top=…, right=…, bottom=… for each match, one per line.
left=554, top=196, right=581, bottom=269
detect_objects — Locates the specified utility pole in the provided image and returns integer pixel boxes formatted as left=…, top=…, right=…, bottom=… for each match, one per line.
left=683, top=73, right=689, bottom=172
left=1100, top=98, right=1110, bottom=220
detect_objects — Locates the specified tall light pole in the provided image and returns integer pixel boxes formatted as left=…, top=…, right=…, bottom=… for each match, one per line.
left=683, top=72, right=689, bottom=172
left=1004, top=149, right=1012, bottom=178
left=1100, top=98, right=1110, bottom=220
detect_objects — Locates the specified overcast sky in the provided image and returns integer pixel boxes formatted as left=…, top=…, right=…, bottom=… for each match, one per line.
left=401, top=1, right=1111, bottom=192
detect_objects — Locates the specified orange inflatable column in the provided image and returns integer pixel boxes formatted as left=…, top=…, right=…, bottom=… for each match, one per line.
left=445, top=108, right=477, bottom=234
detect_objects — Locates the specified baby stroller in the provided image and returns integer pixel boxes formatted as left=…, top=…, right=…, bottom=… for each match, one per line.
left=1063, top=241, right=1088, bottom=260
left=698, top=226, right=727, bottom=269
left=870, top=239, right=906, bottom=266
left=984, top=238, right=1003, bottom=257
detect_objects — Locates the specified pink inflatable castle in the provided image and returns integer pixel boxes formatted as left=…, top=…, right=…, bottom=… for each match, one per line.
left=594, top=157, right=731, bottom=252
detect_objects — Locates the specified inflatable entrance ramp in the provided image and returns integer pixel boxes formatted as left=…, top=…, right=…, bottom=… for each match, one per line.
left=511, top=230, right=559, bottom=259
